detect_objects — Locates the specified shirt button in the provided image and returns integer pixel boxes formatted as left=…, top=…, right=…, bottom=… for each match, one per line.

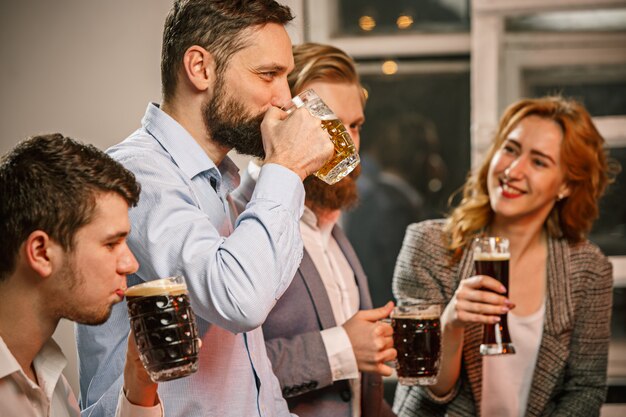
left=340, top=388, right=351, bottom=402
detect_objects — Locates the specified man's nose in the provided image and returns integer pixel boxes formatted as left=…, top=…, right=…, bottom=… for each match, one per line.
left=118, top=244, right=139, bottom=275
left=271, top=79, right=293, bottom=109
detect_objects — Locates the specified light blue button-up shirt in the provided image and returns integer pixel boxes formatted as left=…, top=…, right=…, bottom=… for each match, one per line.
left=76, top=103, right=304, bottom=417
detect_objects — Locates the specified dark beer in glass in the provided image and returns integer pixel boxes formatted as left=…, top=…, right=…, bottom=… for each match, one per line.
left=126, top=276, right=200, bottom=382
left=474, top=237, right=516, bottom=355
left=391, top=302, right=442, bottom=385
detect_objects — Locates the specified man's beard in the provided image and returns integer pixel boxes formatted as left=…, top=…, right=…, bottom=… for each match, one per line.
left=304, top=163, right=361, bottom=213
left=203, top=80, right=266, bottom=158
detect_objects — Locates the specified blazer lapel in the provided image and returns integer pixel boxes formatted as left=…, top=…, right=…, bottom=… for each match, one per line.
left=458, top=239, right=485, bottom=411
left=525, top=238, right=573, bottom=416
left=298, top=249, right=337, bottom=329
left=332, top=225, right=373, bottom=310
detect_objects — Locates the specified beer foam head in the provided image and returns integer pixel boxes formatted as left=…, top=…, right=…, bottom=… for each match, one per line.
left=473, top=252, right=510, bottom=261
left=473, top=237, right=509, bottom=260
left=392, top=311, right=440, bottom=320
left=125, top=278, right=187, bottom=297
left=393, top=302, right=441, bottom=319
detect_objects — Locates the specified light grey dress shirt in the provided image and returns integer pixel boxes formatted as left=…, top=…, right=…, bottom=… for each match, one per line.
left=76, top=103, right=303, bottom=417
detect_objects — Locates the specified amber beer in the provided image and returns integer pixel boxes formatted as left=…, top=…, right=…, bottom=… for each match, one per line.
left=126, top=276, right=200, bottom=382
left=314, top=118, right=360, bottom=184
left=290, top=89, right=360, bottom=185
left=473, top=237, right=516, bottom=355
left=391, top=302, right=442, bottom=385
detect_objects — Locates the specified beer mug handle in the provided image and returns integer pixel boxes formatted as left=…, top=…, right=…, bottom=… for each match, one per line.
left=378, top=318, right=396, bottom=368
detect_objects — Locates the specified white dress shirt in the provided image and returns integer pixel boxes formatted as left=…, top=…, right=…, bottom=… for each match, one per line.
left=300, top=207, right=362, bottom=417
left=0, top=337, right=162, bottom=417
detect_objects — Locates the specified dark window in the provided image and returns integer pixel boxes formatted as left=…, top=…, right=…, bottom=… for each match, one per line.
left=344, top=62, right=470, bottom=308
left=337, top=0, right=470, bottom=36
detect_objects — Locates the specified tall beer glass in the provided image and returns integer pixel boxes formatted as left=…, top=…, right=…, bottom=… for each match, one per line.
left=126, top=276, right=200, bottom=382
left=391, top=301, right=442, bottom=385
left=288, top=89, right=360, bottom=185
left=474, top=237, right=516, bottom=355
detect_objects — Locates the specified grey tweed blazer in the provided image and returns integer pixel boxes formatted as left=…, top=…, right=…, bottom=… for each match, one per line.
left=392, top=219, right=613, bottom=417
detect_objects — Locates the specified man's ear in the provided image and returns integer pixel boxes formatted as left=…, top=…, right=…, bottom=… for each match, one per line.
left=24, top=231, right=56, bottom=278
left=182, top=45, right=216, bottom=92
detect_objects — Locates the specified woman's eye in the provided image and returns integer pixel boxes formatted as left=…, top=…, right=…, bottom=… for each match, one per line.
left=503, top=144, right=517, bottom=154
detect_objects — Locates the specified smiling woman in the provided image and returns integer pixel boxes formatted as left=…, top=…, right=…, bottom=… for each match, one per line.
left=487, top=115, right=570, bottom=231
left=448, top=96, right=619, bottom=249
left=391, top=96, right=621, bottom=417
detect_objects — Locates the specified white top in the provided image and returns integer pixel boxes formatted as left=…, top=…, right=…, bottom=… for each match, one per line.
left=0, top=336, right=162, bottom=417
left=481, top=302, right=546, bottom=417
left=300, top=206, right=361, bottom=417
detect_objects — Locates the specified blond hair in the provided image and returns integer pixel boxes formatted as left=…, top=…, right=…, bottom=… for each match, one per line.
left=288, top=42, right=365, bottom=104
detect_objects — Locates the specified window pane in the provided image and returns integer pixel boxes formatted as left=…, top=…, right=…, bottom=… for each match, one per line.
left=343, top=62, right=470, bottom=307
left=525, top=64, right=626, bottom=117
left=506, top=9, right=626, bottom=33
left=337, top=0, right=470, bottom=36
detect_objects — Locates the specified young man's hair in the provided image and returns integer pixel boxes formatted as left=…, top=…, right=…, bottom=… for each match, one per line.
left=288, top=42, right=365, bottom=105
left=0, top=133, right=140, bottom=281
left=161, top=0, right=294, bottom=101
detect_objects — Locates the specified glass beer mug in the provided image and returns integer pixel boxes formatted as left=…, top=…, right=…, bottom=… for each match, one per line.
left=126, top=275, right=201, bottom=382
left=288, top=89, right=360, bottom=185
left=391, top=300, right=442, bottom=385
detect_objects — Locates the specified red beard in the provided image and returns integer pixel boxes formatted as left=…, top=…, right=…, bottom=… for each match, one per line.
left=303, top=163, right=361, bottom=212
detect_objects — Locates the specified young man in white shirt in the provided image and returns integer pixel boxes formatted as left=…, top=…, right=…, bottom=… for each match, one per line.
left=0, top=134, right=163, bottom=417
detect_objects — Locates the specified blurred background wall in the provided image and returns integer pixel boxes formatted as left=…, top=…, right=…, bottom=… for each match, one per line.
left=0, top=0, right=171, bottom=154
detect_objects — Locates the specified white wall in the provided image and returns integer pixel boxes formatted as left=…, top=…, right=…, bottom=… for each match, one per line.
left=0, top=0, right=174, bottom=154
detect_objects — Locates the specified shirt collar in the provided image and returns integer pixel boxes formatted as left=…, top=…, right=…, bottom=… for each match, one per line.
left=141, top=103, right=240, bottom=193
left=0, top=336, right=21, bottom=379
left=301, top=206, right=335, bottom=244
left=33, top=338, right=68, bottom=400
left=301, top=206, right=317, bottom=229
left=0, top=335, right=67, bottom=399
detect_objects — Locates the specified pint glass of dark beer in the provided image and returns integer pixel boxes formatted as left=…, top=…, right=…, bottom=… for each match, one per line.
left=287, top=89, right=360, bottom=185
left=474, top=237, right=516, bottom=355
left=391, top=301, right=442, bottom=385
left=126, top=276, right=200, bottom=382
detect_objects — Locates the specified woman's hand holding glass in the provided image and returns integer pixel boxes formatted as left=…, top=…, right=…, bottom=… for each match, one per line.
left=442, top=275, right=514, bottom=329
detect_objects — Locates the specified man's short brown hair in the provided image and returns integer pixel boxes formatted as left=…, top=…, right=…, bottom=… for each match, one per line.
left=0, top=133, right=140, bottom=281
left=161, top=0, right=293, bottom=101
